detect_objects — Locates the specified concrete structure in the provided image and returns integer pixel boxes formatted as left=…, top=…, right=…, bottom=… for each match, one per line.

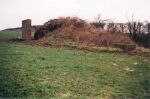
left=22, top=19, right=32, bottom=40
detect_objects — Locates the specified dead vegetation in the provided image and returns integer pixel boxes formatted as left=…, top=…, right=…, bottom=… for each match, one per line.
left=34, top=17, right=135, bottom=48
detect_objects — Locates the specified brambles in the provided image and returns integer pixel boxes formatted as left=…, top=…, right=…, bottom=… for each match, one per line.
left=33, top=17, right=135, bottom=49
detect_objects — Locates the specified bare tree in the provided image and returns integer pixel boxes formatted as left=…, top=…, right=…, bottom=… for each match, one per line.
left=147, top=23, right=150, bottom=48
left=92, top=14, right=106, bottom=29
left=147, top=23, right=150, bottom=33
left=119, top=23, right=125, bottom=33
left=126, top=21, right=143, bottom=35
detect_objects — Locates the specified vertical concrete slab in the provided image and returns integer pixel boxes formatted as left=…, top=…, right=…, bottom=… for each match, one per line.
left=22, top=19, right=32, bottom=40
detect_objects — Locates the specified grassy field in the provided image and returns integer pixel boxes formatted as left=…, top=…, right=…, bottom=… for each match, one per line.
left=0, top=31, right=21, bottom=41
left=0, top=31, right=150, bottom=99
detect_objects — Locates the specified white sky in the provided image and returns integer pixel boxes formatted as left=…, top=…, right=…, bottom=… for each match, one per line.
left=0, top=0, right=150, bottom=30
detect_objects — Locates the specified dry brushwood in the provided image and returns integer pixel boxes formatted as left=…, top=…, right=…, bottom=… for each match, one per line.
left=34, top=17, right=135, bottom=48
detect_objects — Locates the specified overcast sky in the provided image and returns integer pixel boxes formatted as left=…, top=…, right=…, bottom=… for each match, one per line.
left=0, top=0, right=150, bottom=30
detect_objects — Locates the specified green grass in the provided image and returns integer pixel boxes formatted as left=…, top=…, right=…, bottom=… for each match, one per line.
left=0, top=31, right=150, bottom=99
left=0, top=31, right=21, bottom=41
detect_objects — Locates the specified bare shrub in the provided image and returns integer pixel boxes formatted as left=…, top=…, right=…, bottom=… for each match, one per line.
left=34, top=17, right=135, bottom=48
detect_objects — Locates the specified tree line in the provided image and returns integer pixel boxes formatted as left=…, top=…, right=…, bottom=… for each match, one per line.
left=92, top=15, right=150, bottom=48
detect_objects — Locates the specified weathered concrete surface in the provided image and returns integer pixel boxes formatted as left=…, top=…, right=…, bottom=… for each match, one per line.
left=22, top=19, right=32, bottom=40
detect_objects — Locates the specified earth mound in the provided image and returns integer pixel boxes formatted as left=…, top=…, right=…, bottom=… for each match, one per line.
left=34, top=17, right=135, bottom=47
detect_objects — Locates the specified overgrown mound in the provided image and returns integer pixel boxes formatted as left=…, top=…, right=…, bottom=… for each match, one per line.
left=34, top=17, right=135, bottom=47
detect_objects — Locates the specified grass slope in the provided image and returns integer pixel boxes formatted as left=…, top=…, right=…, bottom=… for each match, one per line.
left=0, top=31, right=150, bottom=99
